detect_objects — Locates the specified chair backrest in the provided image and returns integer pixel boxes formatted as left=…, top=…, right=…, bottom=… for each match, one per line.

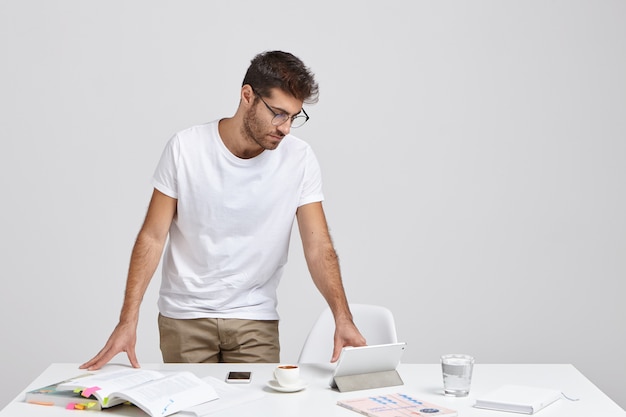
left=298, top=303, right=398, bottom=363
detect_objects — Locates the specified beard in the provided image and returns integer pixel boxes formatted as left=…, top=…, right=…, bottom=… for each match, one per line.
left=241, top=103, right=285, bottom=151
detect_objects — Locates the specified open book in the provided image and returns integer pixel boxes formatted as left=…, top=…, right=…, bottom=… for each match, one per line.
left=55, top=369, right=218, bottom=416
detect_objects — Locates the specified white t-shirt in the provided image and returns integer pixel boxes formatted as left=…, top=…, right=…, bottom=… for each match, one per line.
left=152, top=120, right=324, bottom=320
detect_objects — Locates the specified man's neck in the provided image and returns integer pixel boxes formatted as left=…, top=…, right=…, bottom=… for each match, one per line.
left=218, top=117, right=264, bottom=159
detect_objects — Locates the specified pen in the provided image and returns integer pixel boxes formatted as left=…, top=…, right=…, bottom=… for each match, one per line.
left=27, top=400, right=54, bottom=406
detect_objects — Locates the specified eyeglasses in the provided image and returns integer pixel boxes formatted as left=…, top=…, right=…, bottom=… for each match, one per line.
left=251, top=88, right=309, bottom=128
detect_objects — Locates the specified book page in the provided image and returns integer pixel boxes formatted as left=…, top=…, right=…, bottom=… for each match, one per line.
left=110, top=372, right=219, bottom=417
left=57, top=369, right=164, bottom=406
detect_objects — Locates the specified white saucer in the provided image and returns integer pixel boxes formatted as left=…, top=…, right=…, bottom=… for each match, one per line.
left=266, top=379, right=308, bottom=392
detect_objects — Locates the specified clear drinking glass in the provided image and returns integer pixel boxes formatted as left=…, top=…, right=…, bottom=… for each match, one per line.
left=441, top=354, right=474, bottom=397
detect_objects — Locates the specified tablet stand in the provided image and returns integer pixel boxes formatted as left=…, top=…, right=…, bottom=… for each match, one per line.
left=333, top=369, right=404, bottom=392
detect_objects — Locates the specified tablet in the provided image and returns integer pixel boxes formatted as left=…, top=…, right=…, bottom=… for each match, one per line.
left=330, top=342, right=407, bottom=388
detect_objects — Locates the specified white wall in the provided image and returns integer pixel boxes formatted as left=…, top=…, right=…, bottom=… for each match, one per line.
left=1, top=0, right=624, bottom=410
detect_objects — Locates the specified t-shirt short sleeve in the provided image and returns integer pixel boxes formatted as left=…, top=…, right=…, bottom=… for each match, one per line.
left=152, top=134, right=180, bottom=199
left=299, top=147, right=324, bottom=207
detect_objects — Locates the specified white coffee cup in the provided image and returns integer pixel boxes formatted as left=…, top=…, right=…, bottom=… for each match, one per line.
left=274, top=364, right=300, bottom=387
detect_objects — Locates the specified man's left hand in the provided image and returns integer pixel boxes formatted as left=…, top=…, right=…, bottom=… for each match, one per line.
left=331, top=321, right=367, bottom=362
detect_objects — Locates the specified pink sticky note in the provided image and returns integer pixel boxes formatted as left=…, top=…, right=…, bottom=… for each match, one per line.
left=81, top=386, right=101, bottom=398
left=66, top=402, right=76, bottom=410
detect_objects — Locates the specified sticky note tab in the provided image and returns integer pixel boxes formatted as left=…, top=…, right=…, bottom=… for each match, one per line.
left=74, top=403, right=86, bottom=410
left=66, top=402, right=76, bottom=410
left=81, top=386, right=101, bottom=398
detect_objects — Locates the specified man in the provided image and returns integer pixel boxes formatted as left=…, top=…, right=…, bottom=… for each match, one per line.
left=81, top=51, right=366, bottom=370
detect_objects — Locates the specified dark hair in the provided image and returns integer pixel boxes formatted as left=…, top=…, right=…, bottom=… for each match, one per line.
left=242, top=51, right=319, bottom=104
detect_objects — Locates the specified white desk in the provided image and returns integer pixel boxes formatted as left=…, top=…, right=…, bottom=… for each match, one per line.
left=2, top=363, right=624, bottom=417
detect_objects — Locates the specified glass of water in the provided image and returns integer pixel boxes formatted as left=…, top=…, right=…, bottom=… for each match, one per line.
left=441, top=354, right=474, bottom=396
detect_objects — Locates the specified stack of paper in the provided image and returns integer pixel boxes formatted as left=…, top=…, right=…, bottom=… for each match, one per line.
left=180, top=376, right=265, bottom=416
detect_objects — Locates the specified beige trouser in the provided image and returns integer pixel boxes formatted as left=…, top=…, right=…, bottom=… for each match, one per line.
left=158, top=314, right=280, bottom=363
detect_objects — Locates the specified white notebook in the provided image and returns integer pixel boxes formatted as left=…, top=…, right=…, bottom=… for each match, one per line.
left=474, top=385, right=561, bottom=414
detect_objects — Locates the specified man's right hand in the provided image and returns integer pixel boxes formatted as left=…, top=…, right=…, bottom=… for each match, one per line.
left=80, top=189, right=175, bottom=371
left=80, top=321, right=140, bottom=370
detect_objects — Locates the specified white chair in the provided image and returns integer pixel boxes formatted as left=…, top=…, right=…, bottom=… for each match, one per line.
left=298, top=303, right=398, bottom=363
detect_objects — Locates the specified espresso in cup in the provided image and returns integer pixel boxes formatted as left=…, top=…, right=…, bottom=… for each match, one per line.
left=274, top=365, right=300, bottom=387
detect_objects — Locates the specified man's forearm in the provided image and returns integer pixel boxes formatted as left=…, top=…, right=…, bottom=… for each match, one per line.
left=307, top=243, right=353, bottom=323
left=119, top=232, right=166, bottom=324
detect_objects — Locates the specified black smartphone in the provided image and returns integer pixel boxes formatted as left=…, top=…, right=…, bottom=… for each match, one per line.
left=225, top=371, right=252, bottom=383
